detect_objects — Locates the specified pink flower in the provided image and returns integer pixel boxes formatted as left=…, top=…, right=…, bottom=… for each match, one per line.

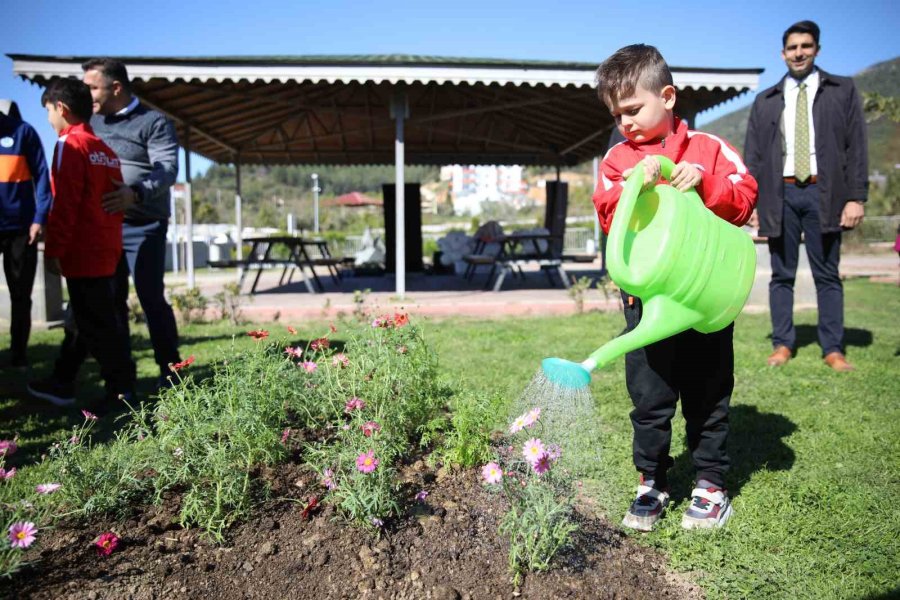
left=393, top=313, right=409, bottom=327
left=531, top=453, right=552, bottom=475
left=546, top=444, right=562, bottom=461
left=525, top=407, right=541, bottom=426
left=509, top=415, right=527, bottom=434
left=69, top=435, right=79, bottom=445
left=280, top=428, right=291, bottom=445
left=371, top=317, right=384, bottom=328
left=300, top=361, right=318, bottom=373
left=522, top=438, right=546, bottom=465
left=481, top=462, right=503, bottom=484
left=95, top=532, right=119, bottom=556
left=81, top=410, right=98, bottom=421
left=356, top=450, right=379, bottom=473
left=36, top=483, right=61, bottom=495
left=322, top=468, right=336, bottom=490
left=360, top=421, right=381, bottom=437
left=287, top=326, right=297, bottom=335
left=415, top=490, right=428, bottom=503
left=344, top=397, right=365, bottom=413
left=310, top=337, right=330, bottom=352
left=284, top=347, right=303, bottom=358
left=0, top=467, right=16, bottom=480
left=0, top=441, right=16, bottom=457
left=247, top=329, right=270, bottom=341
left=170, top=355, right=195, bottom=371
left=509, top=408, right=540, bottom=434
left=331, top=353, right=350, bottom=368
left=371, top=517, right=384, bottom=528
left=8, top=521, right=37, bottom=549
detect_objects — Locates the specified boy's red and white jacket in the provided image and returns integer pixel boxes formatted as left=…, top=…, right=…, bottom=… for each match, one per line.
left=592, top=117, right=758, bottom=235
left=46, top=122, right=123, bottom=278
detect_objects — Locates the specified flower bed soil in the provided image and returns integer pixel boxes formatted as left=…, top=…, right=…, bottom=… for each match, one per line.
left=5, top=460, right=702, bottom=600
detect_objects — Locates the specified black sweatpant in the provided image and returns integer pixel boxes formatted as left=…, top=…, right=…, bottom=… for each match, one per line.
left=622, top=292, right=734, bottom=489
left=54, top=275, right=136, bottom=398
left=0, top=229, right=38, bottom=363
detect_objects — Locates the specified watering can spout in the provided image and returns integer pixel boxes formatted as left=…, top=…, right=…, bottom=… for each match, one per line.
left=582, top=295, right=701, bottom=371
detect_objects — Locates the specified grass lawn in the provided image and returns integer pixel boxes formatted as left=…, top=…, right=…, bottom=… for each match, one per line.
left=2, top=278, right=898, bottom=599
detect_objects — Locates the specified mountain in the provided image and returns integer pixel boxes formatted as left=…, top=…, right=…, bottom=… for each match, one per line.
left=703, top=57, right=900, bottom=173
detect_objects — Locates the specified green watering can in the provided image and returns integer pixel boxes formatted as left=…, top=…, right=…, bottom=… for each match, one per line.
left=542, top=155, right=756, bottom=389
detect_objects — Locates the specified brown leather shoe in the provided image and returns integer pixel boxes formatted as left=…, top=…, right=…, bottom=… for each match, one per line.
left=824, top=352, right=855, bottom=372
left=767, top=346, right=793, bottom=367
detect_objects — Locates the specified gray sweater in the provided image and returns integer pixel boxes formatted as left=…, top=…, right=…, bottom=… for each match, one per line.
left=90, top=101, right=179, bottom=222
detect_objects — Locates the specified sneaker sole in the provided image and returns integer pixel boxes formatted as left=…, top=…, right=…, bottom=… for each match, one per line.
left=681, top=503, right=733, bottom=530
left=623, top=508, right=666, bottom=532
left=27, top=385, right=76, bottom=407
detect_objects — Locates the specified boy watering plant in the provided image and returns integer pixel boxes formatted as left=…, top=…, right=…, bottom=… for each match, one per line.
left=592, top=45, right=757, bottom=530
left=27, top=78, right=135, bottom=408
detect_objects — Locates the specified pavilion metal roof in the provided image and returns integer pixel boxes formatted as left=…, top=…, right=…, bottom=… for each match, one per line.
left=9, top=54, right=762, bottom=166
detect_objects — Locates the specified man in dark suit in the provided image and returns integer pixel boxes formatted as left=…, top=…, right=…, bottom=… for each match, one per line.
left=744, top=20, right=867, bottom=372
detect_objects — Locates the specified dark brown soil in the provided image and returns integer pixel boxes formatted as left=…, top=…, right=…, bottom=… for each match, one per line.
left=4, top=460, right=702, bottom=600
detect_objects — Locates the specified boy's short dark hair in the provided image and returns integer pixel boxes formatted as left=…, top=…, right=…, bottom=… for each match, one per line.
left=782, top=20, right=820, bottom=48
left=595, top=44, right=674, bottom=107
left=41, top=77, right=93, bottom=122
left=82, top=58, right=131, bottom=92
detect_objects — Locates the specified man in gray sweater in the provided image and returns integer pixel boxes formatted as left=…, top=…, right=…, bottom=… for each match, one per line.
left=29, top=59, right=182, bottom=404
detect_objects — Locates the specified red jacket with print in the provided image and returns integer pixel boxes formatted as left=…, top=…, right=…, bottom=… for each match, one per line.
left=46, top=123, right=123, bottom=278
left=592, top=117, right=758, bottom=235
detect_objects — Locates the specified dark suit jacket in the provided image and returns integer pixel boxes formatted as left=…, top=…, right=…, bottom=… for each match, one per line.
left=744, top=68, right=868, bottom=237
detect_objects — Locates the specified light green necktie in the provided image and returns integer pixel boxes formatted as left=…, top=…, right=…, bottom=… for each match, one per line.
left=794, top=82, right=811, bottom=182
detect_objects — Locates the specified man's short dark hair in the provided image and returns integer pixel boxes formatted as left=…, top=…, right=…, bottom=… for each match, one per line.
left=82, top=58, right=131, bottom=92
left=783, top=20, right=820, bottom=48
left=41, top=77, right=93, bottom=122
left=595, top=44, right=674, bottom=107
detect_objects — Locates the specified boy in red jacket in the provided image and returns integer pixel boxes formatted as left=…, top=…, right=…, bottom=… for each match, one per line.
left=592, top=45, right=757, bottom=531
left=28, top=78, right=135, bottom=408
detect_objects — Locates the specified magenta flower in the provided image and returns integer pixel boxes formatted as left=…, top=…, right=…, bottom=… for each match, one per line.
left=360, top=421, right=381, bottom=437
left=481, top=462, right=503, bottom=484
left=81, top=410, right=98, bottom=421
left=8, top=521, right=37, bottom=549
left=0, top=439, right=18, bottom=456
left=331, top=353, right=350, bottom=368
left=522, top=438, right=546, bottom=464
left=300, top=361, right=318, bottom=373
left=344, top=397, right=365, bottom=413
left=95, top=532, right=119, bottom=556
left=356, top=450, right=379, bottom=473
left=0, top=467, right=16, bottom=480
left=36, top=483, right=61, bottom=495
left=532, top=453, right=552, bottom=475
left=415, top=490, right=428, bottom=503
left=322, top=468, right=337, bottom=490
left=280, top=428, right=291, bottom=445
left=310, top=337, right=329, bottom=351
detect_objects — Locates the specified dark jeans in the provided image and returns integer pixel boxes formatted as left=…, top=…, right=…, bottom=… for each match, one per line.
left=768, top=183, right=843, bottom=355
left=54, top=275, right=135, bottom=396
left=0, top=229, right=37, bottom=362
left=622, top=292, right=734, bottom=489
left=59, top=219, right=181, bottom=377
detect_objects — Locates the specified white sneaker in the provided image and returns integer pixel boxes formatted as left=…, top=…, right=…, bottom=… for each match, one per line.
left=681, top=485, right=733, bottom=529
left=622, top=480, right=670, bottom=532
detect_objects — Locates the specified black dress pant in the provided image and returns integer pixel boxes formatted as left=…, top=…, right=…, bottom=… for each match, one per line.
left=54, top=275, right=136, bottom=398
left=0, top=229, right=37, bottom=363
left=622, top=292, right=733, bottom=489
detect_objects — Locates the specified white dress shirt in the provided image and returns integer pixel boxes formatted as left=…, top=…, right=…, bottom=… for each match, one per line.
left=783, top=69, right=819, bottom=177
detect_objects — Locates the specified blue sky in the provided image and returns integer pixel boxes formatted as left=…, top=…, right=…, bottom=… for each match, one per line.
left=3, top=0, right=898, bottom=179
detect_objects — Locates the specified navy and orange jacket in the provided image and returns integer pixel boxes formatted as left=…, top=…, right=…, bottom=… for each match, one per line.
left=0, top=113, right=52, bottom=232
left=46, top=123, right=123, bottom=278
left=593, top=117, right=758, bottom=235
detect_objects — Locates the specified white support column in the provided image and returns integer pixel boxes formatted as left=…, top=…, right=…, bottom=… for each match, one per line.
left=391, top=90, right=409, bottom=299
left=235, top=160, right=243, bottom=280
left=592, top=156, right=600, bottom=249
left=184, top=131, right=195, bottom=289
left=170, top=194, right=179, bottom=273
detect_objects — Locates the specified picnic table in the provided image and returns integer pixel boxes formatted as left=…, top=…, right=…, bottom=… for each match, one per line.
left=464, top=232, right=572, bottom=291
left=236, top=236, right=342, bottom=294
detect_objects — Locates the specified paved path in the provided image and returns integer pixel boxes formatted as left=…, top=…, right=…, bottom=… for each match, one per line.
left=166, top=251, right=898, bottom=322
